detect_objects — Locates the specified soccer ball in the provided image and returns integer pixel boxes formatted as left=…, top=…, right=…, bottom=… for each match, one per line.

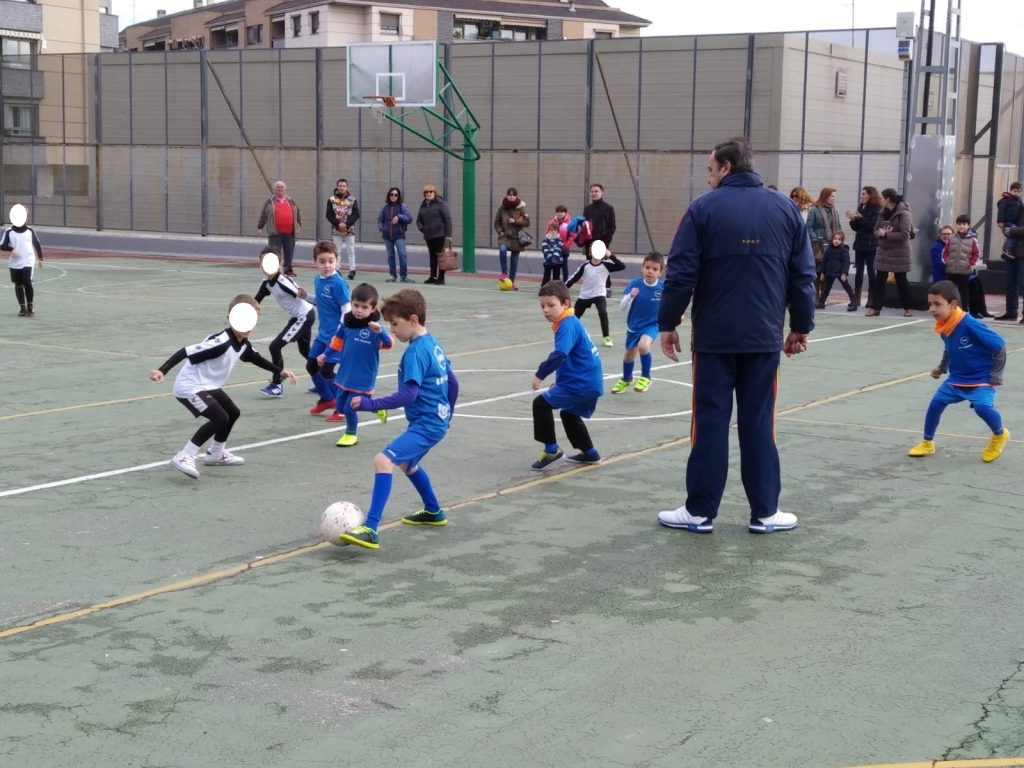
left=498, top=278, right=515, bottom=291
left=319, top=501, right=365, bottom=545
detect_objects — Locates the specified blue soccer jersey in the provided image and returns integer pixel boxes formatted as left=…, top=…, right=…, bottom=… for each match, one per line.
left=624, top=277, right=664, bottom=331
left=333, top=324, right=393, bottom=394
left=552, top=314, right=603, bottom=398
left=399, top=333, right=453, bottom=441
left=313, top=272, right=351, bottom=343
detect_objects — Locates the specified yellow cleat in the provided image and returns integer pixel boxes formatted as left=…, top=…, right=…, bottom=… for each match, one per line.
left=981, top=427, right=1010, bottom=463
left=908, top=439, right=935, bottom=457
left=336, top=433, right=358, bottom=447
left=376, top=409, right=388, bottom=425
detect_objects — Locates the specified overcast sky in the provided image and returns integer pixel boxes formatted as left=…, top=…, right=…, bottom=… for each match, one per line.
left=112, top=0, right=1024, bottom=55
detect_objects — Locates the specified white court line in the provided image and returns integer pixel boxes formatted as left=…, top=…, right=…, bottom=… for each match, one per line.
left=0, top=320, right=917, bottom=500
left=35, top=265, right=68, bottom=283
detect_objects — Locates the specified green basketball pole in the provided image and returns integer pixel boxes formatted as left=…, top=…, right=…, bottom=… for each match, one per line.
left=461, top=138, right=477, bottom=273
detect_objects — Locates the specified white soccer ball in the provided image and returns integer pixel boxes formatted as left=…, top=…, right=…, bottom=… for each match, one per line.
left=320, top=501, right=365, bottom=545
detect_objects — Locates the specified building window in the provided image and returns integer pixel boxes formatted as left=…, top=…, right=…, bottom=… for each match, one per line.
left=4, top=102, right=35, bottom=138
left=209, top=27, right=239, bottom=49
left=291, top=15, right=301, bottom=37
left=379, top=12, right=400, bottom=35
left=2, top=38, right=37, bottom=69
left=453, top=20, right=544, bottom=41
left=593, top=30, right=613, bottom=39
left=271, top=18, right=285, bottom=42
left=309, top=11, right=319, bottom=34
left=246, top=24, right=262, bottom=45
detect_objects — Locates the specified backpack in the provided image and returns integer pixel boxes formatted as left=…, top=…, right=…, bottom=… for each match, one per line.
left=575, top=219, right=594, bottom=246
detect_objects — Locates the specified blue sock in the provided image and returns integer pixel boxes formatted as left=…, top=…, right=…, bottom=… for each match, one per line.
left=974, top=403, right=1004, bottom=435
left=923, top=398, right=947, bottom=440
left=311, top=371, right=333, bottom=401
left=622, top=360, right=635, bottom=381
left=407, top=467, right=441, bottom=513
left=342, top=393, right=359, bottom=433
left=545, top=442, right=559, bottom=454
left=364, top=472, right=393, bottom=530
left=640, top=352, right=652, bottom=378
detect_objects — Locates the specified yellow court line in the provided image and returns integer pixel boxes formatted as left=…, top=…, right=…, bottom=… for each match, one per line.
left=780, top=415, right=1024, bottom=443
left=0, top=368, right=931, bottom=641
left=0, top=338, right=144, bottom=359
left=0, top=340, right=549, bottom=423
left=846, top=760, right=1024, bottom=768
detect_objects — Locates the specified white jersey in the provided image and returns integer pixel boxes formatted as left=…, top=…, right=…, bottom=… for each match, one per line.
left=255, top=273, right=314, bottom=320
left=166, top=329, right=264, bottom=398
left=565, top=255, right=625, bottom=300
left=1, top=226, right=42, bottom=270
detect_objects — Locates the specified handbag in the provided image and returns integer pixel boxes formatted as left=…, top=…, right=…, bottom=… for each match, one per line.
left=438, top=238, right=458, bottom=272
left=517, top=229, right=534, bottom=247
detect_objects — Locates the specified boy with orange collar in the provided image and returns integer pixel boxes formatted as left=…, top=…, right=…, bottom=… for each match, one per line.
left=909, top=280, right=1009, bottom=462
left=531, top=280, right=605, bottom=470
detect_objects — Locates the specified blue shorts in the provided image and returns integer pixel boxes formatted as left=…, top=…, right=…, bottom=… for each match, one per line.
left=932, top=380, right=997, bottom=408
left=542, top=386, right=599, bottom=419
left=383, top=429, right=441, bottom=469
left=309, top=337, right=330, bottom=361
left=625, top=325, right=659, bottom=351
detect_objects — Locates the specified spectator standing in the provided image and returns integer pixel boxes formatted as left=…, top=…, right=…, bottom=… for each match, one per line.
left=583, top=184, right=617, bottom=298
left=866, top=188, right=914, bottom=317
left=417, top=184, right=452, bottom=285
left=377, top=187, right=414, bottom=283
left=326, top=178, right=360, bottom=280
left=257, top=180, right=301, bottom=277
left=845, top=186, right=883, bottom=308
left=493, top=187, right=531, bottom=289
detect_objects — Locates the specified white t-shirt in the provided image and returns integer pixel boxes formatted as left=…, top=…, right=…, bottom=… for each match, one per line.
left=1, top=226, right=42, bottom=270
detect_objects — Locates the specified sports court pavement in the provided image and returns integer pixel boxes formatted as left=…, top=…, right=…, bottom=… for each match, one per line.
left=2, top=255, right=1024, bottom=768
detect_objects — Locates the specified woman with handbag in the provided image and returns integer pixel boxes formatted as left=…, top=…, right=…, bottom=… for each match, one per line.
left=866, top=188, right=914, bottom=317
left=417, top=184, right=452, bottom=285
left=494, top=187, right=531, bottom=290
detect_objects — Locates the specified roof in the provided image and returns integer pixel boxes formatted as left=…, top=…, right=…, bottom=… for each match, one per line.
left=127, top=0, right=648, bottom=28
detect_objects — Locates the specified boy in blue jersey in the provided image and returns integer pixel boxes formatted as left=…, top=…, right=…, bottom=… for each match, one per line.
left=909, top=280, right=1010, bottom=462
left=611, top=251, right=664, bottom=394
left=340, top=289, right=459, bottom=550
left=317, top=282, right=392, bottom=444
left=531, top=280, right=605, bottom=471
left=307, top=240, right=351, bottom=414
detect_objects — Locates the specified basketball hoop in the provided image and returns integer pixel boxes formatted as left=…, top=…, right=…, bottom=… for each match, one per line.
left=364, top=95, right=398, bottom=125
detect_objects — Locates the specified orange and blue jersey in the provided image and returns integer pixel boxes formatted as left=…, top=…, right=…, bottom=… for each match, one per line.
left=327, top=322, right=393, bottom=394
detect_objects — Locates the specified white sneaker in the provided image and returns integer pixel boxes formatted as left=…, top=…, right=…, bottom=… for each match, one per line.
left=657, top=505, right=713, bottom=533
left=170, top=453, right=199, bottom=479
left=203, top=449, right=245, bottom=466
left=749, top=510, right=798, bottom=534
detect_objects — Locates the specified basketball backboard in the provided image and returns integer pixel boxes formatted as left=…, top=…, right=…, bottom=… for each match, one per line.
left=346, top=41, right=438, bottom=108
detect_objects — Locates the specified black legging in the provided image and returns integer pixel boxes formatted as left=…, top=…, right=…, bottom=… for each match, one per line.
left=426, top=236, right=447, bottom=281
left=268, top=313, right=315, bottom=385
left=574, top=296, right=610, bottom=337
left=853, top=249, right=876, bottom=299
left=870, top=271, right=911, bottom=312
left=10, top=266, right=33, bottom=308
left=180, top=389, right=241, bottom=447
left=532, top=395, right=594, bottom=452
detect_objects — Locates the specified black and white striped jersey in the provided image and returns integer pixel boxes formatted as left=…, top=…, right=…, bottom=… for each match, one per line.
left=158, top=328, right=279, bottom=398
left=255, top=273, right=314, bottom=320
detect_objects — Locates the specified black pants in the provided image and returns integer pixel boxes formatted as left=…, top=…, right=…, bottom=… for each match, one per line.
left=268, top=234, right=296, bottom=272
left=532, top=395, right=594, bottom=452
left=9, top=266, right=33, bottom=308
left=871, top=271, right=911, bottom=311
left=853, top=249, right=876, bottom=299
left=426, top=236, right=446, bottom=282
left=947, top=273, right=971, bottom=314
left=542, top=264, right=565, bottom=285
left=178, top=388, right=241, bottom=447
left=821, top=275, right=855, bottom=305
left=968, top=274, right=990, bottom=316
left=574, top=296, right=609, bottom=337
left=269, top=312, right=315, bottom=384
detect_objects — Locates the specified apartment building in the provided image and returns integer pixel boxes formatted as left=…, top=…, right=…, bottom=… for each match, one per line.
left=120, top=0, right=649, bottom=51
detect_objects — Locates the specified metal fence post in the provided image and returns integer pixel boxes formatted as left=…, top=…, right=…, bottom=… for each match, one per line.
left=200, top=49, right=209, bottom=237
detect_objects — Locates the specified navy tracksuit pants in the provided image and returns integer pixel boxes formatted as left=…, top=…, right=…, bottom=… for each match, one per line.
left=685, top=350, right=781, bottom=522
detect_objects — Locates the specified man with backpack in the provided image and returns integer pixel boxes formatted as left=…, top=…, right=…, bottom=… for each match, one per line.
left=583, top=184, right=617, bottom=297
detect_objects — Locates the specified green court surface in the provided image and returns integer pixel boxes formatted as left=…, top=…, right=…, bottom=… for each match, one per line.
left=3, top=256, right=1024, bottom=768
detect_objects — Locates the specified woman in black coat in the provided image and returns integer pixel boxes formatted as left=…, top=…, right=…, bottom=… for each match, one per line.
left=417, top=184, right=453, bottom=284
left=845, top=185, right=883, bottom=308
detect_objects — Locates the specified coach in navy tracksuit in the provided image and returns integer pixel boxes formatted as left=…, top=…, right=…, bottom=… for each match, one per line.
left=656, top=137, right=816, bottom=535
